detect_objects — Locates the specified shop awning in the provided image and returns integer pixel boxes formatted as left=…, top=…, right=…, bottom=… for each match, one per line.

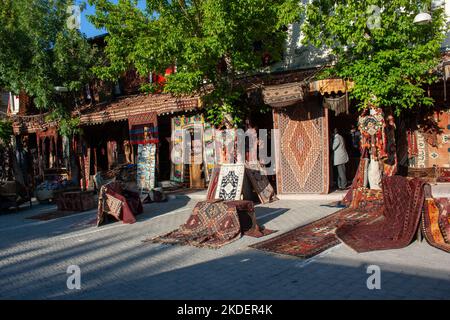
left=309, top=79, right=354, bottom=95
left=78, top=94, right=201, bottom=126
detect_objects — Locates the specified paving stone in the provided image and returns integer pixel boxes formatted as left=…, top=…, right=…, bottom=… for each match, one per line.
left=1, top=198, right=450, bottom=299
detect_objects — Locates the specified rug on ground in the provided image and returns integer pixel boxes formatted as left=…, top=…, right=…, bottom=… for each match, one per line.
left=146, top=200, right=275, bottom=249
left=250, top=191, right=384, bottom=258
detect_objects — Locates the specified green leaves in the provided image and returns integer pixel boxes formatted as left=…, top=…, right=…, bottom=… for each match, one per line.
left=300, top=0, right=448, bottom=114
left=0, top=0, right=94, bottom=111
left=88, top=0, right=291, bottom=125
left=0, top=119, right=13, bottom=142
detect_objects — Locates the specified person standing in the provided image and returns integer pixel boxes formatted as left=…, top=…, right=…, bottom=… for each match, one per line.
left=332, top=128, right=350, bottom=190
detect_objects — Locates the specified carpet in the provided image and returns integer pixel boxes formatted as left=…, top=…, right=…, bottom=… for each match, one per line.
left=215, top=164, right=245, bottom=201
left=336, top=176, right=426, bottom=253
left=148, top=200, right=242, bottom=249
left=245, top=163, right=278, bottom=204
left=422, top=195, right=450, bottom=253
left=250, top=201, right=384, bottom=259
left=437, top=168, right=450, bottom=183
left=147, top=200, right=275, bottom=249
left=97, top=182, right=143, bottom=226
left=274, top=99, right=330, bottom=194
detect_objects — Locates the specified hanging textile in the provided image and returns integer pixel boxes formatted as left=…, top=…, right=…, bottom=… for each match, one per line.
left=83, top=146, right=91, bottom=190
left=171, top=116, right=186, bottom=183
left=407, top=129, right=418, bottom=159
left=383, top=118, right=397, bottom=177
left=128, top=113, right=159, bottom=145
left=203, top=122, right=216, bottom=182
left=323, top=95, right=348, bottom=116
left=137, top=144, right=157, bottom=191
left=62, top=136, right=70, bottom=169
left=107, top=141, right=118, bottom=169
left=170, top=114, right=212, bottom=184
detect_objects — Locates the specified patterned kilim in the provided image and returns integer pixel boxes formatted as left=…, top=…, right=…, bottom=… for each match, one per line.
left=137, top=144, right=157, bottom=191
left=215, top=164, right=245, bottom=201
left=171, top=116, right=185, bottom=183
left=206, top=166, right=221, bottom=200
left=422, top=197, right=450, bottom=253
left=128, top=113, right=159, bottom=145
left=203, top=122, right=217, bottom=182
left=250, top=202, right=383, bottom=258
left=148, top=201, right=242, bottom=249
left=416, top=131, right=428, bottom=168
left=275, top=99, right=330, bottom=194
left=245, top=163, right=278, bottom=204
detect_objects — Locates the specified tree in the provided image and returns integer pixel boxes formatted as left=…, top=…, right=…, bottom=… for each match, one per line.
left=298, top=0, right=448, bottom=115
left=0, top=119, right=12, bottom=143
left=0, top=0, right=95, bottom=134
left=88, top=0, right=293, bottom=125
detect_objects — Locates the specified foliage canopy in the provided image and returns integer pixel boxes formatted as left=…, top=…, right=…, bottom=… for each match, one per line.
left=88, top=0, right=295, bottom=125
left=298, top=0, right=448, bottom=114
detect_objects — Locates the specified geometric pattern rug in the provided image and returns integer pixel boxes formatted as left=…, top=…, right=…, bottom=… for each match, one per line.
left=250, top=206, right=384, bottom=258
left=274, top=98, right=330, bottom=194
left=145, top=200, right=242, bottom=249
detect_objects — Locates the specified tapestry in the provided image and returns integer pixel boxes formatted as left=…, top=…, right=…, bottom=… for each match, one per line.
left=262, top=82, right=305, bottom=108
left=245, top=163, right=278, bottom=204
left=148, top=200, right=242, bottom=249
left=83, top=147, right=90, bottom=190
left=203, top=121, right=217, bottom=182
left=147, top=200, right=274, bottom=249
left=107, top=141, right=118, bottom=169
left=170, top=114, right=212, bottom=184
left=215, top=164, right=245, bottom=201
left=323, top=95, right=348, bottom=116
left=250, top=201, right=384, bottom=258
left=171, top=116, right=185, bottom=183
left=416, top=131, right=428, bottom=168
left=206, top=165, right=221, bottom=200
left=97, top=182, right=143, bottom=226
left=137, top=144, right=157, bottom=191
left=274, top=98, right=330, bottom=194
left=422, top=193, right=450, bottom=253
left=128, top=113, right=159, bottom=145
left=336, top=176, right=426, bottom=253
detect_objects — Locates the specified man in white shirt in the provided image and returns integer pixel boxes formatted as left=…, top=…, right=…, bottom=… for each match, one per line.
left=332, top=128, right=350, bottom=190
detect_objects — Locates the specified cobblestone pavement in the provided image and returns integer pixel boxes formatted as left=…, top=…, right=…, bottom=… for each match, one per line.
left=0, top=196, right=450, bottom=300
